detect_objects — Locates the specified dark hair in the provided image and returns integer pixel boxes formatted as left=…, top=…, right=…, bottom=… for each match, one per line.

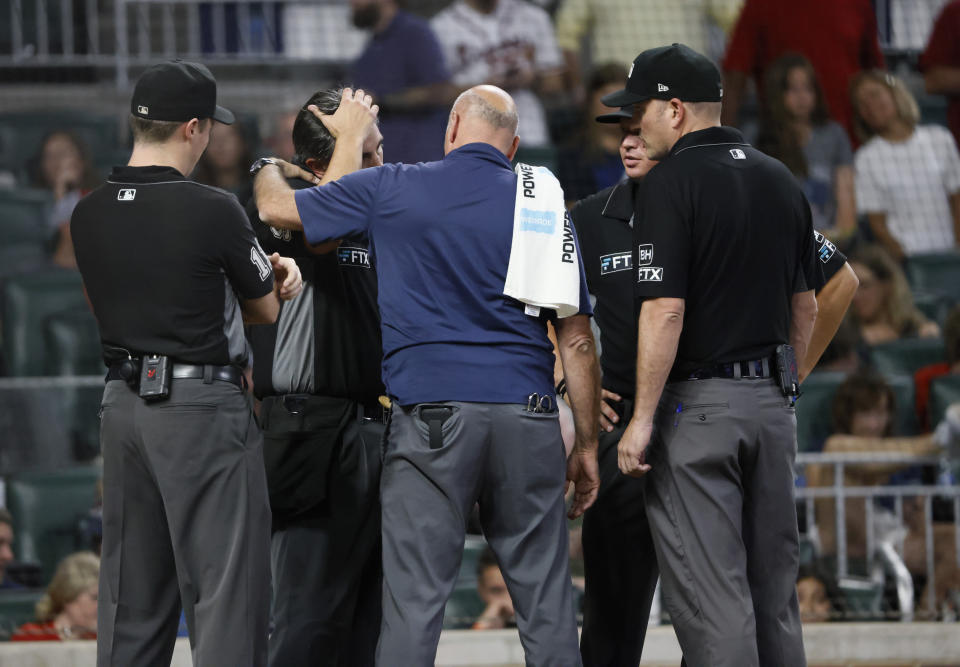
left=193, top=121, right=253, bottom=189
left=0, top=507, right=12, bottom=528
left=476, top=546, right=498, bottom=579
left=831, top=370, right=895, bottom=436
left=797, top=563, right=844, bottom=618
left=292, top=88, right=345, bottom=169
left=756, top=53, right=831, bottom=178
left=30, top=130, right=99, bottom=191
left=945, top=305, right=960, bottom=367
left=587, top=62, right=629, bottom=96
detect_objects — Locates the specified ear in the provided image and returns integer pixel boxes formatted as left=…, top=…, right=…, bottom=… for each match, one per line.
left=447, top=111, right=461, bottom=146
left=304, top=158, right=327, bottom=180
left=504, top=135, right=520, bottom=162
left=669, top=99, right=684, bottom=130
left=184, top=118, right=202, bottom=140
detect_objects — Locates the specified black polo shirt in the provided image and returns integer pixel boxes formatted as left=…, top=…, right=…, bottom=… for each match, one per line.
left=72, top=165, right=274, bottom=367
left=633, top=126, right=824, bottom=375
left=573, top=176, right=844, bottom=395
left=244, top=180, right=384, bottom=402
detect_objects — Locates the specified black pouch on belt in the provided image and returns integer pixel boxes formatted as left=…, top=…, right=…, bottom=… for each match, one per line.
left=139, top=355, right=171, bottom=401
left=259, top=395, right=354, bottom=521
left=775, top=344, right=800, bottom=398
left=419, top=405, right=454, bottom=449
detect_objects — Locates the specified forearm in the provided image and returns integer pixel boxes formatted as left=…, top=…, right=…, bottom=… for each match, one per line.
left=254, top=166, right=301, bottom=230
left=555, top=315, right=601, bottom=452
left=789, top=289, right=817, bottom=368
left=924, top=67, right=960, bottom=95
left=632, top=299, right=684, bottom=423
left=800, top=264, right=858, bottom=382
left=320, top=133, right=365, bottom=185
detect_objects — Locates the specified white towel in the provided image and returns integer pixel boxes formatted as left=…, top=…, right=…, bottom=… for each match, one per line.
left=504, top=163, right=582, bottom=318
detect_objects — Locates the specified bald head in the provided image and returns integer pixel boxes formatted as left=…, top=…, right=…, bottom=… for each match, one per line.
left=444, top=85, right=520, bottom=158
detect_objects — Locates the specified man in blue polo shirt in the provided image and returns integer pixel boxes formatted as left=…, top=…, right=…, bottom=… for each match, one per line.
left=254, top=85, right=601, bottom=666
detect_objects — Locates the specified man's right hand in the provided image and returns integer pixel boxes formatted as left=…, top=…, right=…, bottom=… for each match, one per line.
left=565, top=447, right=599, bottom=519
left=309, top=87, right=379, bottom=141
left=599, top=388, right=622, bottom=433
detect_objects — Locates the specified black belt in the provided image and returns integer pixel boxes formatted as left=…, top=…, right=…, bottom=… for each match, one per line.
left=669, top=357, right=774, bottom=383
left=106, top=362, right=244, bottom=389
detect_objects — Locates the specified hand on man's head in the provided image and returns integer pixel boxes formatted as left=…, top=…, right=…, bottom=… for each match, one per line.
left=309, top=88, right=380, bottom=141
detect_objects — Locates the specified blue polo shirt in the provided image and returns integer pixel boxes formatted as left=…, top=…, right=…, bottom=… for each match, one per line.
left=294, top=142, right=592, bottom=406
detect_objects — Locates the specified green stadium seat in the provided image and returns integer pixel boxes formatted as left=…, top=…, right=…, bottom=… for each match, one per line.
left=5, top=466, right=101, bottom=584
left=457, top=535, right=487, bottom=588
left=0, top=188, right=53, bottom=247
left=837, top=576, right=883, bottom=620
left=443, top=586, right=485, bottom=630
left=0, top=589, right=45, bottom=640
left=913, top=292, right=952, bottom=326
left=797, top=372, right=918, bottom=451
left=44, top=307, right=102, bottom=377
left=869, top=338, right=946, bottom=377
left=2, top=270, right=87, bottom=376
left=0, top=111, right=120, bottom=180
left=513, top=146, right=559, bottom=175
left=905, top=252, right=960, bottom=301
left=929, top=375, right=960, bottom=430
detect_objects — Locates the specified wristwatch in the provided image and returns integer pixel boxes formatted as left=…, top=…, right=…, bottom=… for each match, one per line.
left=249, top=157, right=279, bottom=176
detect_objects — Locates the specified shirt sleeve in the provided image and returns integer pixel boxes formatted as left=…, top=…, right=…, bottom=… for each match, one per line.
left=294, top=166, right=384, bottom=245
left=814, top=229, right=847, bottom=286
left=832, top=122, right=854, bottom=167
left=722, top=0, right=759, bottom=73
left=633, top=170, right=692, bottom=304
left=554, top=0, right=590, bottom=52
left=569, top=211, right=593, bottom=317
left=920, top=2, right=960, bottom=70
left=217, top=197, right=275, bottom=300
left=936, top=125, right=960, bottom=193
left=796, top=200, right=824, bottom=293
left=854, top=147, right=888, bottom=214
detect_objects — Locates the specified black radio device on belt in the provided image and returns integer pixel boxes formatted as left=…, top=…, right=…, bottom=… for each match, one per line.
left=139, top=355, right=171, bottom=400
left=774, top=344, right=800, bottom=399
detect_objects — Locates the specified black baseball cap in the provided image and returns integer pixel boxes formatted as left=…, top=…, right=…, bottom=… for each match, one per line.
left=131, top=60, right=235, bottom=125
left=595, top=105, right=633, bottom=124
left=601, top=43, right=722, bottom=108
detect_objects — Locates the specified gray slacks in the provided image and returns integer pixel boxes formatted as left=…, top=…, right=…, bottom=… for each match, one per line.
left=97, top=379, right=271, bottom=667
left=268, top=416, right=383, bottom=667
left=376, top=402, right=581, bottom=667
left=644, top=379, right=805, bottom=667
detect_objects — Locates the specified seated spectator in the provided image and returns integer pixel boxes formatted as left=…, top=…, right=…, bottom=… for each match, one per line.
left=31, top=131, right=100, bottom=270
left=815, top=317, right=862, bottom=376
left=915, top=305, right=960, bottom=430
left=0, top=509, right=18, bottom=589
left=431, top=0, right=565, bottom=148
left=472, top=547, right=515, bottom=630
left=194, top=122, right=254, bottom=203
left=848, top=245, right=940, bottom=347
left=852, top=70, right=960, bottom=260
left=11, top=551, right=99, bottom=641
left=797, top=564, right=841, bottom=622
left=556, top=62, right=627, bottom=206
left=756, top=53, right=856, bottom=242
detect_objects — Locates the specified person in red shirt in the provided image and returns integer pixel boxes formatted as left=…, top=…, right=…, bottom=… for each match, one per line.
left=921, top=0, right=960, bottom=148
left=721, top=0, right=885, bottom=140
left=11, top=552, right=99, bottom=642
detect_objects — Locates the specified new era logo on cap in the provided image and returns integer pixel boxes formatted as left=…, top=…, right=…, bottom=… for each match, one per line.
left=137, top=105, right=149, bottom=115
left=657, top=83, right=669, bottom=92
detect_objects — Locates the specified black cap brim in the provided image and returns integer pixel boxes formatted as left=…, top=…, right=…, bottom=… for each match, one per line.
left=212, top=105, right=235, bottom=125
left=595, top=107, right=633, bottom=124
left=600, top=88, right=651, bottom=108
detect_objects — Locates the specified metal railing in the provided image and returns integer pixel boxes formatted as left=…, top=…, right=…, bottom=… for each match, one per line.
left=796, top=451, right=960, bottom=620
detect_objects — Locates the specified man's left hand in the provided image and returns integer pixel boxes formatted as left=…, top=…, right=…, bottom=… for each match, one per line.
left=565, top=448, right=599, bottom=519
left=269, top=253, right=303, bottom=301
left=618, top=419, right=653, bottom=477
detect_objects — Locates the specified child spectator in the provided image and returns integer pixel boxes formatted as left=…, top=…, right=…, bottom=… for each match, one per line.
left=11, top=551, right=99, bottom=641
left=756, top=53, right=856, bottom=242
left=472, top=547, right=515, bottom=630
left=852, top=70, right=960, bottom=260
left=796, top=565, right=840, bottom=622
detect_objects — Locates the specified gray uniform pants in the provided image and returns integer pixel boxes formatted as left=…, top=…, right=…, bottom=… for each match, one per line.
left=97, top=379, right=271, bottom=667
left=376, top=402, right=581, bottom=667
left=269, top=416, right=383, bottom=667
left=644, top=379, right=805, bottom=667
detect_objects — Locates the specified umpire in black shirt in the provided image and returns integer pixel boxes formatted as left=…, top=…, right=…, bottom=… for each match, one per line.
left=71, top=60, right=303, bottom=667
left=245, top=88, right=385, bottom=666
left=609, top=45, right=819, bottom=667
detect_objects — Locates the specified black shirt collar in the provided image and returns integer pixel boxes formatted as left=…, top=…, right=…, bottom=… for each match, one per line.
left=601, top=179, right=637, bottom=223
left=668, top=126, right=747, bottom=158
left=109, top=165, right=187, bottom=183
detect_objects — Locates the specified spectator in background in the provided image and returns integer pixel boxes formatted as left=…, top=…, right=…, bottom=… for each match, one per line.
left=471, top=547, right=515, bottom=630
left=262, top=110, right=298, bottom=161
left=431, top=0, right=565, bottom=148
left=31, top=131, right=100, bottom=270
left=556, top=62, right=627, bottom=206
left=921, top=0, right=960, bottom=149
left=721, top=0, right=884, bottom=140
left=848, top=245, right=941, bottom=347
left=350, top=0, right=455, bottom=164
left=194, top=122, right=254, bottom=203
left=852, top=71, right=960, bottom=260
left=0, top=509, right=18, bottom=589
left=11, top=551, right=99, bottom=641
left=915, top=305, right=960, bottom=430
left=553, top=0, right=742, bottom=103
left=796, top=565, right=840, bottom=623
left=757, top=53, right=856, bottom=242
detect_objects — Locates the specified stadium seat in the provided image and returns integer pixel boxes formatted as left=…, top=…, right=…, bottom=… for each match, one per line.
left=797, top=372, right=918, bottom=451
left=0, top=188, right=53, bottom=247
left=913, top=292, right=951, bottom=326
left=0, top=589, right=45, bottom=640
left=442, top=586, right=484, bottom=630
left=457, top=535, right=487, bottom=588
left=869, top=338, right=946, bottom=377
left=5, top=465, right=101, bottom=584
left=2, top=269, right=87, bottom=376
left=905, top=252, right=960, bottom=300
left=837, top=576, right=884, bottom=620
left=929, top=375, right=960, bottom=431
left=44, top=307, right=102, bottom=376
